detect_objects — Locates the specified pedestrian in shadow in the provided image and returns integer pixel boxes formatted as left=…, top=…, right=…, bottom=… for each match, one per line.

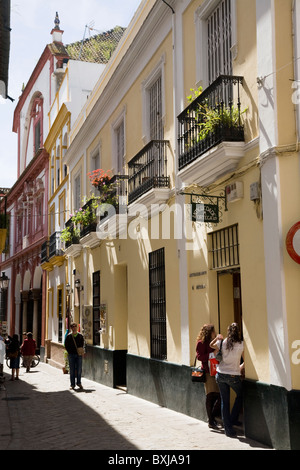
left=210, top=322, right=244, bottom=438
left=21, top=332, right=36, bottom=372
left=0, top=333, right=6, bottom=379
left=7, top=334, right=21, bottom=380
left=64, top=322, right=85, bottom=390
left=196, top=324, right=221, bottom=430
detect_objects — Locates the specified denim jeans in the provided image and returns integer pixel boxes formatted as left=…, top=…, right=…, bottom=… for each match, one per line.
left=216, top=372, right=243, bottom=436
left=68, top=354, right=82, bottom=387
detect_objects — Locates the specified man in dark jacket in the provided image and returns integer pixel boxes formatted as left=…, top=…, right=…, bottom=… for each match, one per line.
left=64, top=322, right=84, bottom=390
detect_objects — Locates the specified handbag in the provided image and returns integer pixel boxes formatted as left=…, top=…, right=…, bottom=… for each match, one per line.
left=191, top=356, right=206, bottom=383
left=8, top=350, right=19, bottom=359
left=208, top=353, right=218, bottom=376
left=215, top=339, right=223, bottom=362
left=72, top=335, right=85, bottom=356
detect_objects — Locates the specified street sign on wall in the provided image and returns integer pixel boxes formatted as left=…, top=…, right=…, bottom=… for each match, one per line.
left=191, top=202, right=219, bottom=223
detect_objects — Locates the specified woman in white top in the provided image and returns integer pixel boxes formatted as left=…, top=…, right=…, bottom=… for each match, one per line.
left=210, top=323, right=244, bottom=438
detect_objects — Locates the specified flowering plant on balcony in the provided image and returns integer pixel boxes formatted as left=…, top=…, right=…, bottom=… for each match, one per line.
left=60, top=204, right=96, bottom=244
left=88, top=169, right=118, bottom=206
left=70, top=205, right=96, bottom=227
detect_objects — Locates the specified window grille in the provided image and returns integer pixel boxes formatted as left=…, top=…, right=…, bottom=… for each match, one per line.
left=207, top=0, right=232, bottom=84
left=209, top=224, right=239, bottom=269
left=93, top=271, right=101, bottom=345
left=149, top=247, right=167, bottom=360
left=149, top=76, right=163, bottom=140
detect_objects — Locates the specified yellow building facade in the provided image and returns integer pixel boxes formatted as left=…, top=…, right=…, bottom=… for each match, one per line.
left=43, top=0, right=300, bottom=449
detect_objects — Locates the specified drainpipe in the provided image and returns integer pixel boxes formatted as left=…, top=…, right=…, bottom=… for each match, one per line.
left=162, top=0, right=190, bottom=366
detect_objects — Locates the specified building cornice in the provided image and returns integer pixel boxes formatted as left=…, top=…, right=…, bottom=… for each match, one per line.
left=65, top=0, right=172, bottom=165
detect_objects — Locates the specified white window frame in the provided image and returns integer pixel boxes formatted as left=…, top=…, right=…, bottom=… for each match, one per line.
left=195, top=0, right=237, bottom=88
left=142, top=54, right=166, bottom=144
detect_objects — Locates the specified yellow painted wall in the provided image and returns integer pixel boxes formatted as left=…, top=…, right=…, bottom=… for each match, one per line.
left=65, top=0, right=300, bottom=394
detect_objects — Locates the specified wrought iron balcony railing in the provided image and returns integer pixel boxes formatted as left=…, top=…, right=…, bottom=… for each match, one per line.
left=128, top=140, right=170, bottom=204
left=49, top=231, right=64, bottom=258
left=177, top=75, right=244, bottom=171
left=80, top=174, right=129, bottom=237
left=64, top=219, right=80, bottom=249
left=41, top=241, right=49, bottom=263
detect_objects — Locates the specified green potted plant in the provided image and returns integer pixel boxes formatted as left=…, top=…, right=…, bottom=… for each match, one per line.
left=187, top=87, right=247, bottom=143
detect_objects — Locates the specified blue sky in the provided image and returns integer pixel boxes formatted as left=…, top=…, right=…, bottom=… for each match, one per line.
left=0, top=0, right=142, bottom=188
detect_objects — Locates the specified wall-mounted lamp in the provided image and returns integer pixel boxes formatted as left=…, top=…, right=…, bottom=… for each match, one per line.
left=0, top=272, right=9, bottom=290
left=66, top=283, right=73, bottom=294
left=75, top=279, right=83, bottom=291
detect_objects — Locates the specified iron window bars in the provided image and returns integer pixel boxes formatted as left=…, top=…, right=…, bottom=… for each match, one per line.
left=209, top=224, right=239, bottom=270
left=149, top=247, right=167, bottom=360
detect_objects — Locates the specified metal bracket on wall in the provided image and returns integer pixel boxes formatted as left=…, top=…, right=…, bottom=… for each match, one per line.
left=179, top=190, right=227, bottom=224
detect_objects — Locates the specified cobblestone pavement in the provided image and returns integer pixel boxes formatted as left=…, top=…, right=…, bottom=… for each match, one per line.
left=0, top=361, right=271, bottom=452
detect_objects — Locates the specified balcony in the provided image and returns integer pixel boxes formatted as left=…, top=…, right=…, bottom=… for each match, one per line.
left=128, top=140, right=171, bottom=206
left=63, top=219, right=82, bottom=258
left=41, top=241, right=49, bottom=264
left=40, top=234, right=64, bottom=271
left=49, top=231, right=64, bottom=266
left=41, top=241, right=53, bottom=271
left=79, top=175, right=129, bottom=246
left=177, top=75, right=245, bottom=187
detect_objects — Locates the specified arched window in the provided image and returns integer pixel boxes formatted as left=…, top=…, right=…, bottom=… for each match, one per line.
left=31, top=96, right=44, bottom=155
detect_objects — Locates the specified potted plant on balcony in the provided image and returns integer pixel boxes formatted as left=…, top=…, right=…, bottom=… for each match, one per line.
left=187, top=87, right=247, bottom=142
left=71, top=206, right=96, bottom=227
left=87, top=169, right=119, bottom=206
left=60, top=224, right=80, bottom=244
left=60, top=203, right=97, bottom=245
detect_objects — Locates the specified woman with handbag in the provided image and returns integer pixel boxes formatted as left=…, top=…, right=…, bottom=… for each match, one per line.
left=210, top=323, right=244, bottom=438
left=196, top=324, right=221, bottom=430
left=64, top=322, right=85, bottom=390
left=7, top=334, right=21, bottom=380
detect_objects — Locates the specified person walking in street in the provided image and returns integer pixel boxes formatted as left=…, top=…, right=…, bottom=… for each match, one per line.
left=21, top=332, right=36, bottom=373
left=210, top=322, right=244, bottom=438
left=7, top=334, right=21, bottom=380
left=64, top=322, right=85, bottom=390
left=0, top=334, right=5, bottom=378
left=196, top=324, right=221, bottom=430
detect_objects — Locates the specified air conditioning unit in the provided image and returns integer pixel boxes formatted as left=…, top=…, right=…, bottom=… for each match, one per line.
left=226, top=181, right=244, bottom=203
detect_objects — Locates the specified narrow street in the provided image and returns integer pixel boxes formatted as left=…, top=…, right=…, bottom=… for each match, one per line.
left=0, top=361, right=270, bottom=452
